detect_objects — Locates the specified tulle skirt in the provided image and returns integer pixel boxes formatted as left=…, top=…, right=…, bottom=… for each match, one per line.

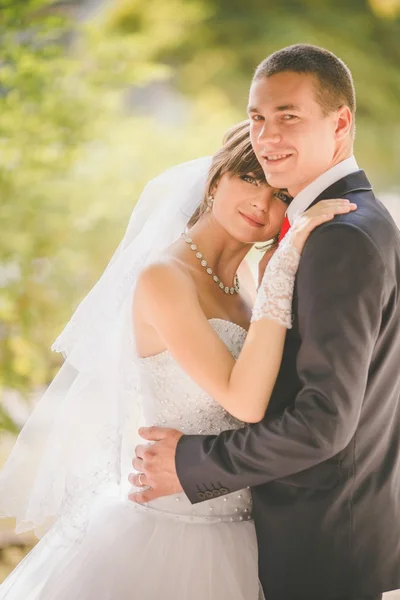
left=0, top=493, right=263, bottom=599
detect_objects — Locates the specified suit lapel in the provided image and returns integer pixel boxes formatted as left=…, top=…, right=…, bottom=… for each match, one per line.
left=306, top=169, right=373, bottom=209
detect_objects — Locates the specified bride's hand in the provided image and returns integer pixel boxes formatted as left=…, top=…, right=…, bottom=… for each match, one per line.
left=291, top=198, right=357, bottom=254
left=257, top=199, right=356, bottom=284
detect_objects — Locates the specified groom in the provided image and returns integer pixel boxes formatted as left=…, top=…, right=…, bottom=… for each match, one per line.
left=130, top=44, right=400, bottom=600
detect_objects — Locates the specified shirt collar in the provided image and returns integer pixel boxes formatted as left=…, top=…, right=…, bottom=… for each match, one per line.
left=286, top=156, right=359, bottom=225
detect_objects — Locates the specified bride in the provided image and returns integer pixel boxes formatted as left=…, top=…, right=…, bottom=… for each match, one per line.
left=0, top=121, right=355, bottom=599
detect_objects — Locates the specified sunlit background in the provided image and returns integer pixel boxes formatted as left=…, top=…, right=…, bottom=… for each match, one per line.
left=0, top=0, right=400, bottom=585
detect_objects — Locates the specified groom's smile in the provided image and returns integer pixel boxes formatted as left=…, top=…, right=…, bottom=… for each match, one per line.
left=260, top=152, right=293, bottom=168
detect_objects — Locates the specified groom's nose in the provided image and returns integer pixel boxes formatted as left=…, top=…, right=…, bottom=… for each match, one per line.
left=256, top=121, right=282, bottom=145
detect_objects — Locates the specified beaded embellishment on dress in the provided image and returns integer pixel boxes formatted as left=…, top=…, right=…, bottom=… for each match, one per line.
left=133, top=318, right=253, bottom=525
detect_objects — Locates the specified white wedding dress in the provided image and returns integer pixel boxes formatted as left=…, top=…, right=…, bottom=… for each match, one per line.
left=0, top=318, right=264, bottom=600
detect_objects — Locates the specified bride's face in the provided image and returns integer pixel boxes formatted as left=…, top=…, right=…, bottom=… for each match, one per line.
left=211, top=172, right=289, bottom=243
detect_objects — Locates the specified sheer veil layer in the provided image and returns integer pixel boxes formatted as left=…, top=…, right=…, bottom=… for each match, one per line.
left=0, top=157, right=212, bottom=541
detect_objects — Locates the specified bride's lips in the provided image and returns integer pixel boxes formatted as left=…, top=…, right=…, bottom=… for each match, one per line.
left=239, top=212, right=264, bottom=228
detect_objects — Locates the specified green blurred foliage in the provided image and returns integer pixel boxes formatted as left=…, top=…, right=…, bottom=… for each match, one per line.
left=0, top=0, right=90, bottom=429
left=0, top=0, right=399, bottom=433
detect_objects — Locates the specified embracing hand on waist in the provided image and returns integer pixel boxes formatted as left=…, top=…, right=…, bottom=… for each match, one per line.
left=128, top=426, right=184, bottom=504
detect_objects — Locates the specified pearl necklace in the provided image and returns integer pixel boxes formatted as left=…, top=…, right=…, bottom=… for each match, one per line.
left=181, top=232, right=240, bottom=295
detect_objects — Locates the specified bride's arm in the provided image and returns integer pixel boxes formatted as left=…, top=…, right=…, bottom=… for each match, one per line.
left=135, top=200, right=356, bottom=423
left=136, top=262, right=284, bottom=423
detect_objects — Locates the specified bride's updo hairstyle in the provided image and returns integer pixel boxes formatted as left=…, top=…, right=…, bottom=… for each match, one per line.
left=187, top=120, right=267, bottom=227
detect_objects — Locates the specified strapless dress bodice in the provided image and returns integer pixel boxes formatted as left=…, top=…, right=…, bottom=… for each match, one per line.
left=130, top=319, right=252, bottom=525
left=138, top=318, right=248, bottom=435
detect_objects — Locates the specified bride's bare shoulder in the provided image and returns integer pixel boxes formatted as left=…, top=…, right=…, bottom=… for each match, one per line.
left=135, top=242, right=197, bottom=306
left=137, top=257, right=193, bottom=290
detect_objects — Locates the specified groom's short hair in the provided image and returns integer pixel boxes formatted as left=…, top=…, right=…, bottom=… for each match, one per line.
left=254, top=44, right=356, bottom=135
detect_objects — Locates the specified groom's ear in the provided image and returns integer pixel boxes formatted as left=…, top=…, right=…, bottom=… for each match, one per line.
left=334, top=105, right=353, bottom=141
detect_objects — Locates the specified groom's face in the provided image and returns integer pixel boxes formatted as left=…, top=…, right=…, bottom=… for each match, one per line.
left=248, top=71, right=340, bottom=197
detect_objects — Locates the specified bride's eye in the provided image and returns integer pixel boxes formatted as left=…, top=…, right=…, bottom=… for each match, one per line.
left=274, top=191, right=291, bottom=204
left=241, top=174, right=259, bottom=186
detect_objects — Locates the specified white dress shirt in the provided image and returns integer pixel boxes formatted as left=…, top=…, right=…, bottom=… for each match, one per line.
left=286, top=156, right=359, bottom=225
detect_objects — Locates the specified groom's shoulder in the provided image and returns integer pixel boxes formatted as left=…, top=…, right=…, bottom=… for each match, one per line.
left=317, top=170, right=398, bottom=247
left=320, top=169, right=395, bottom=231
left=305, top=189, right=400, bottom=278
left=338, top=187, right=399, bottom=249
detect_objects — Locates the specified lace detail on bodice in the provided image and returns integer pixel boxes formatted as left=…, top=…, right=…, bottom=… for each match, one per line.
left=137, top=318, right=247, bottom=435
left=132, top=318, right=253, bottom=525
left=251, top=229, right=300, bottom=328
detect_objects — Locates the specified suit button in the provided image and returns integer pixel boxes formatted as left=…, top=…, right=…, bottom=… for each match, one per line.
left=219, top=488, right=229, bottom=495
left=197, top=492, right=206, bottom=500
left=205, top=491, right=214, bottom=499
left=212, top=490, right=221, bottom=497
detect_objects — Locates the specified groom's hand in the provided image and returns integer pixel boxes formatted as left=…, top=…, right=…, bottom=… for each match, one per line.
left=128, top=426, right=184, bottom=503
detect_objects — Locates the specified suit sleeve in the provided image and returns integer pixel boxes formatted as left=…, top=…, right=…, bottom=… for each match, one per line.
left=175, top=223, right=389, bottom=503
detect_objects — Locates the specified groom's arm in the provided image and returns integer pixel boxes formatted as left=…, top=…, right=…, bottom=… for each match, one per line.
left=175, top=222, right=390, bottom=503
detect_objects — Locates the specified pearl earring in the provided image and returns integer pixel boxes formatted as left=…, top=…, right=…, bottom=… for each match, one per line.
left=207, top=194, right=214, bottom=211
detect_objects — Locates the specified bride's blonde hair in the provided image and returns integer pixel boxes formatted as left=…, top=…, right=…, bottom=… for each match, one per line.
left=188, top=120, right=268, bottom=227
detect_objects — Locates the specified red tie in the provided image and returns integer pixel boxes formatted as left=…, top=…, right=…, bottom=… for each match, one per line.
left=278, top=215, right=290, bottom=243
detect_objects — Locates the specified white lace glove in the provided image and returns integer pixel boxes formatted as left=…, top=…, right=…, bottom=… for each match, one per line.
left=251, top=229, right=301, bottom=329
